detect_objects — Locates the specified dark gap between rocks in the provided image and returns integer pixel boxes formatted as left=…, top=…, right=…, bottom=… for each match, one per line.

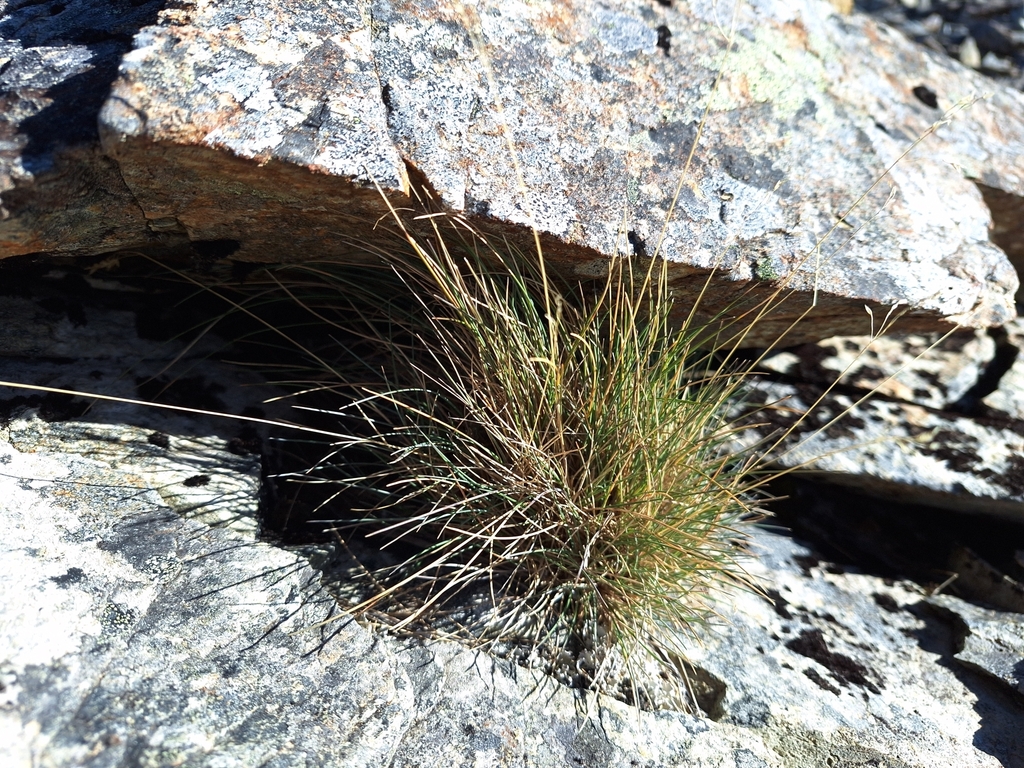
left=947, top=326, right=1020, bottom=416
left=976, top=182, right=1024, bottom=307
left=765, top=477, right=1024, bottom=611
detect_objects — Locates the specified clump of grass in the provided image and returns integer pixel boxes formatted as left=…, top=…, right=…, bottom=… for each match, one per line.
left=233, top=208, right=769, bottom=702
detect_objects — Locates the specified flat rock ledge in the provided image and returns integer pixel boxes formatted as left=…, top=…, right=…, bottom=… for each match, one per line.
left=1, top=287, right=1022, bottom=768
left=3, top=412, right=1023, bottom=767
left=741, top=317, right=1024, bottom=521
left=2, top=0, right=1022, bottom=344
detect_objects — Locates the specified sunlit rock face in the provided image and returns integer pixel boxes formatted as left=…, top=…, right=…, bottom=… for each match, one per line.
left=2, top=0, right=1022, bottom=345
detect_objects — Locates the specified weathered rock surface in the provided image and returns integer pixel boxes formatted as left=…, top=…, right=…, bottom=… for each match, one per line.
left=743, top=313, right=1024, bottom=519
left=4, top=416, right=1021, bottom=766
left=737, top=378, right=1024, bottom=519
left=3, top=268, right=1023, bottom=767
left=2, top=0, right=1022, bottom=344
left=759, top=325, right=997, bottom=411
left=931, top=594, right=1024, bottom=698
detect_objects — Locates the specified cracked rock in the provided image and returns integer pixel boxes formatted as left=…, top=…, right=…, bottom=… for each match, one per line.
left=1, top=0, right=1022, bottom=344
left=930, top=594, right=1024, bottom=699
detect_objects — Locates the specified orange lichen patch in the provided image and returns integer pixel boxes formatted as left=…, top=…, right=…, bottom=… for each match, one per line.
left=782, top=20, right=810, bottom=50
left=535, top=3, right=586, bottom=46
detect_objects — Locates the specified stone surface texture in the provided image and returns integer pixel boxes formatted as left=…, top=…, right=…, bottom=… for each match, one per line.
left=2, top=278, right=1023, bottom=767
left=3, top=414, right=1021, bottom=767
left=759, top=326, right=997, bottom=411
left=1, top=0, right=1022, bottom=344
left=744, top=314, right=1024, bottom=520
left=737, top=378, right=1024, bottom=519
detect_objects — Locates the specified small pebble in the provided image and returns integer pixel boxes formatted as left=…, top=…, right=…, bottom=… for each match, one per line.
left=960, top=36, right=982, bottom=69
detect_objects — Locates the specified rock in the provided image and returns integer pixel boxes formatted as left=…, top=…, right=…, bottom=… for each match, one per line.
left=673, top=529, right=1024, bottom=767
left=3, top=264, right=1023, bottom=767
left=983, top=317, right=1024, bottom=420
left=930, top=595, right=1024, bottom=697
left=946, top=547, right=1024, bottom=615
left=0, top=1, right=170, bottom=256
left=758, top=326, right=997, bottom=411
left=742, top=311, right=1024, bottom=519
left=0, top=416, right=415, bottom=767
left=858, top=0, right=1024, bottom=89
left=2, top=0, right=1022, bottom=345
left=734, top=378, right=1024, bottom=520
left=4, top=417, right=1021, bottom=767
left=960, top=36, right=983, bottom=69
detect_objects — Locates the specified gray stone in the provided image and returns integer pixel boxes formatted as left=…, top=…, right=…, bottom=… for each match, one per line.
left=671, top=530, right=1024, bottom=767
left=983, top=317, right=1024, bottom=420
left=0, top=0, right=168, bottom=256
left=930, top=595, right=1024, bottom=698
left=5, top=413, right=1021, bottom=766
left=2, top=0, right=1022, bottom=345
left=0, top=416, right=413, bottom=768
left=2, top=272, right=1023, bottom=767
left=759, top=326, right=996, bottom=411
left=734, top=379, right=1024, bottom=520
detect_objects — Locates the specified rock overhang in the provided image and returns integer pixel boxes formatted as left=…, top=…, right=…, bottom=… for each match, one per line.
left=2, top=0, right=1023, bottom=345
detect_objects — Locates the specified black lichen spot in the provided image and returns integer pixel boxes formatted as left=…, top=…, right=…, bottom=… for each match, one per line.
left=50, top=567, right=86, bottom=587
left=656, top=25, right=671, bottom=56
left=147, top=432, right=170, bottom=449
left=786, top=629, right=881, bottom=694
left=990, top=455, right=1024, bottom=496
left=381, top=83, right=394, bottom=115
left=873, top=593, right=901, bottom=613
left=803, top=668, right=840, bottom=695
left=627, top=230, right=648, bottom=258
left=822, top=413, right=866, bottom=440
left=655, top=0, right=672, bottom=6
left=853, top=365, right=884, bottom=382
left=720, top=145, right=784, bottom=190
left=764, top=588, right=793, bottom=619
left=183, top=474, right=211, bottom=488
left=101, top=602, right=138, bottom=633
left=912, top=85, right=938, bottom=109
left=919, top=431, right=981, bottom=473
left=792, top=553, right=820, bottom=575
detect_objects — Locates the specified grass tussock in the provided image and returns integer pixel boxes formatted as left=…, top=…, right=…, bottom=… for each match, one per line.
left=231, top=209, right=770, bottom=700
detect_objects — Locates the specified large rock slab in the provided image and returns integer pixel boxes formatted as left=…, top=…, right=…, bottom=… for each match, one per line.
left=2, top=253, right=1023, bottom=768
left=4, top=416, right=1021, bottom=766
left=1, top=0, right=1021, bottom=344
left=742, top=315, right=1024, bottom=520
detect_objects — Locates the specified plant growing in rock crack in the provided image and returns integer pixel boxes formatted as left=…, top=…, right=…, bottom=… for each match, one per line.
left=190, top=197, right=791, bottom=708
left=0, top=2, right=980, bottom=713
